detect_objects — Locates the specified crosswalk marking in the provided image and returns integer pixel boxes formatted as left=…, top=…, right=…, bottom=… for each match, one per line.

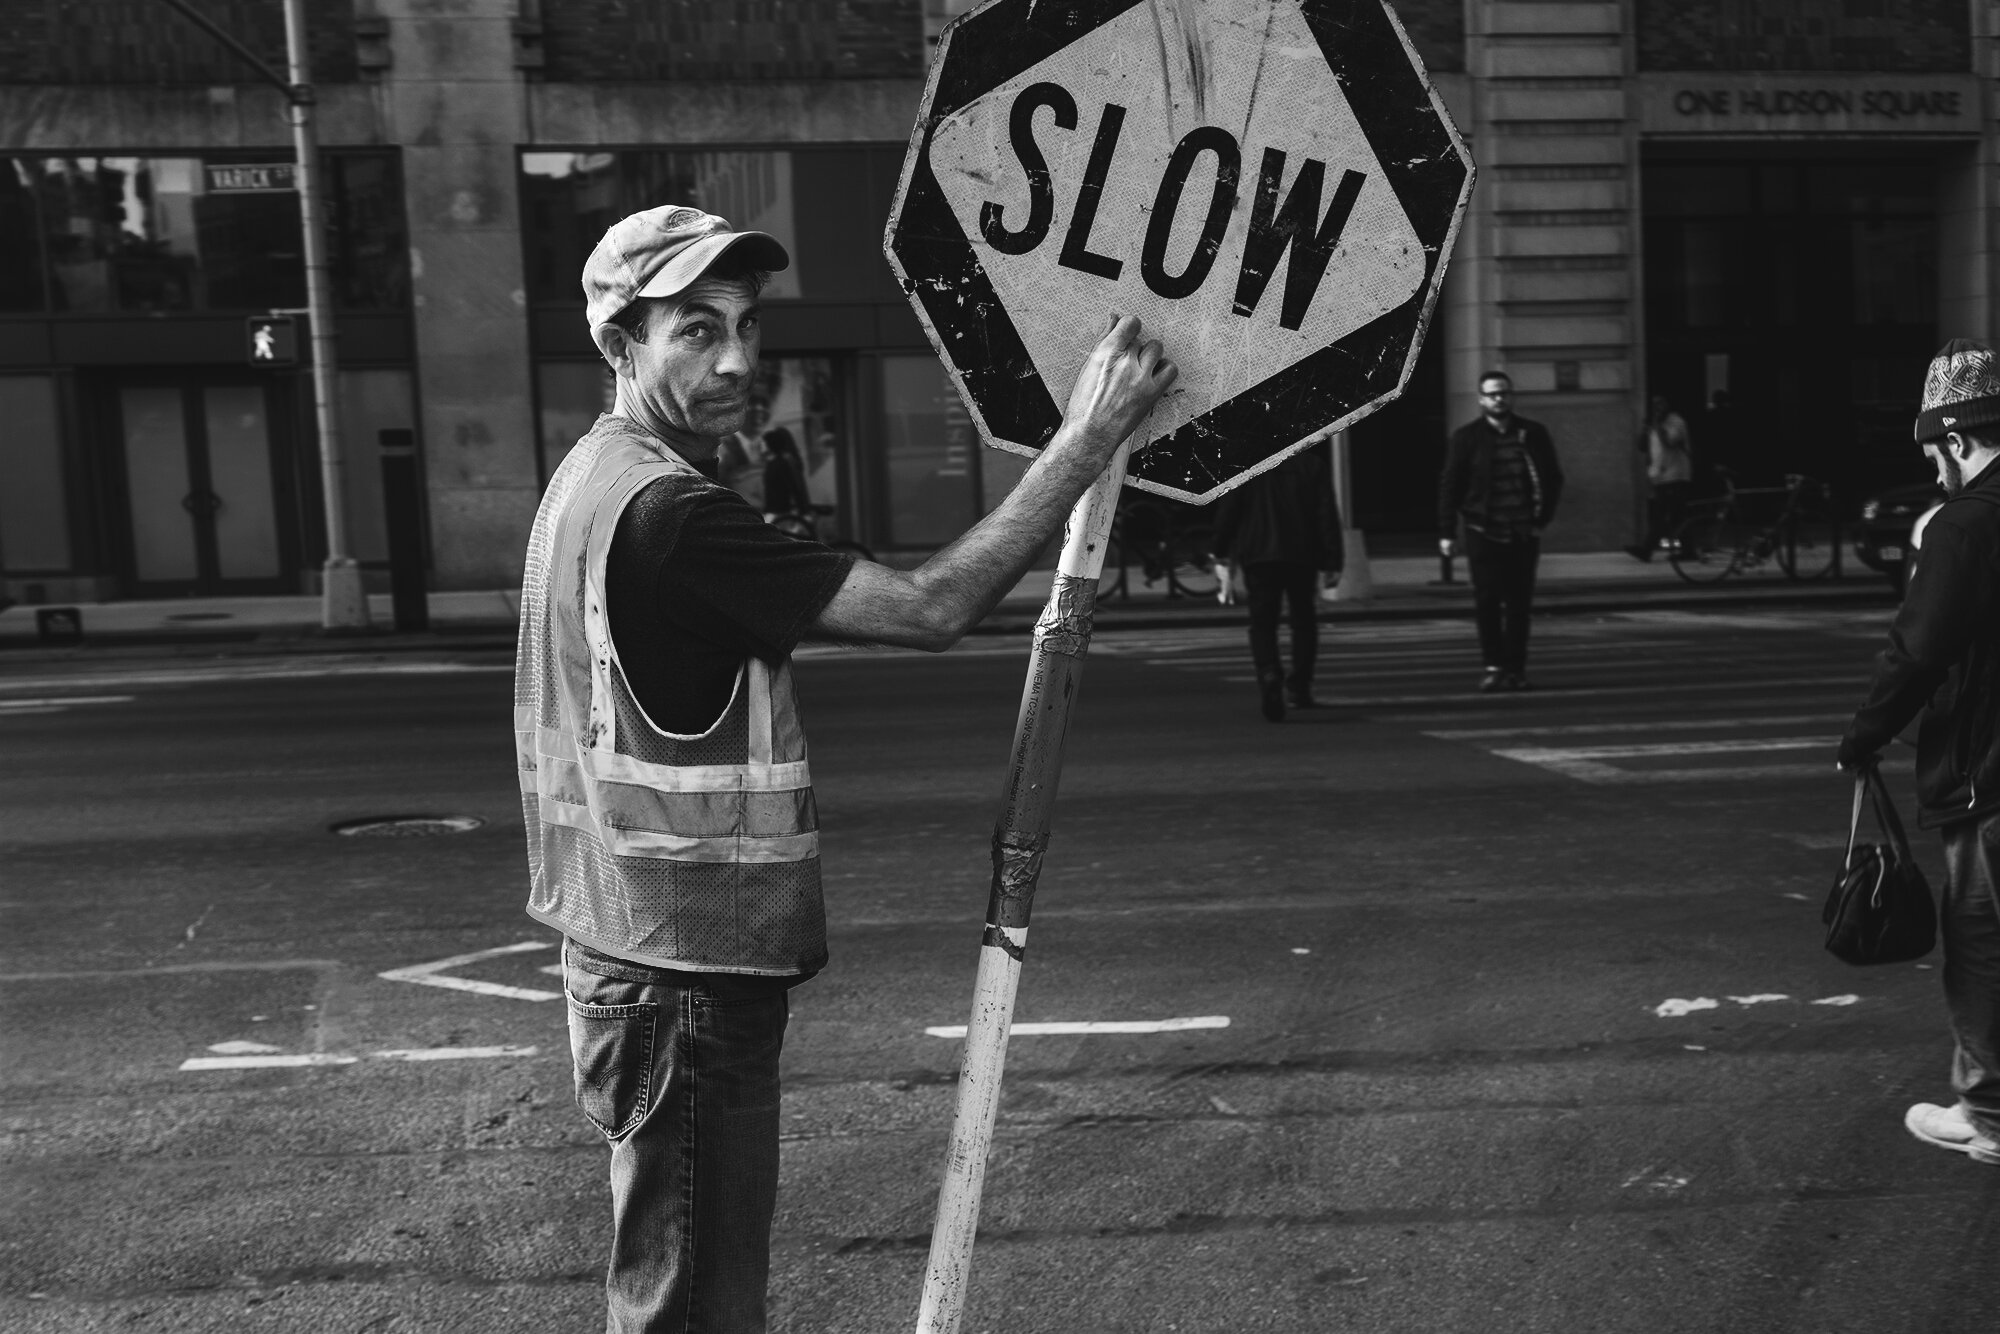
left=0, top=694, right=134, bottom=716
left=1425, top=714, right=1848, bottom=739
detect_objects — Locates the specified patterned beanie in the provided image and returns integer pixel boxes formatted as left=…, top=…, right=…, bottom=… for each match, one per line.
left=1915, top=339, right=2000, bottom=444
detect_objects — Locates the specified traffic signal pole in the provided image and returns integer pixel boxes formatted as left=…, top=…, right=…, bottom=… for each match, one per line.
left=154, top=0, right=369, bottom=629
left=282, top=0, right=368, bottom=628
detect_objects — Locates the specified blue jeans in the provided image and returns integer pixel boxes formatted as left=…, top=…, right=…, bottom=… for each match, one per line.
left=563, top=940, right=790, bottom=1333
left=1940, top=815, right=2000, bottom=1136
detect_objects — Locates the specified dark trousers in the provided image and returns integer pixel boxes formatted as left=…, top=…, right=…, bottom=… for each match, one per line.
left=1245, top=561, right=1320, bottom=697
left=564, top=940, right=789, bottom=1333
left=1940, top=813, right=2000, bottom=1137
left=1464, top=529, right=1539, bottom=674
left=1644, top=481, right=1691, bottom=548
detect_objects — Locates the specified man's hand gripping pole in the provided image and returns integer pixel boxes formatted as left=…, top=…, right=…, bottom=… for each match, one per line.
left=914, top=442, right=1130, bottom=1334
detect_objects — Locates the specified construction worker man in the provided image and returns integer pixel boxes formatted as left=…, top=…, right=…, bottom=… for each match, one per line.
left=514, top=205, right=1175, bottom=1332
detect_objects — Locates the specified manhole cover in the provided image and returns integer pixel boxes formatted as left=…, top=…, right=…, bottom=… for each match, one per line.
left=331, top=815, right=484, bottom=838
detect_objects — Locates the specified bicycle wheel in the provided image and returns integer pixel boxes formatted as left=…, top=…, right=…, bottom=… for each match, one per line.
left=1667, top=511, right=1744, bottom=584
left=1163, top=520, right=1218, bottom=598
left=1777, top=509, right=1839, bottom=582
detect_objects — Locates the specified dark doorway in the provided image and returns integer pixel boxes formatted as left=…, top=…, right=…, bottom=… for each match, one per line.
left=98, top=374, right=302, bottom=596
left=1350, top=305, right=1448, bottom=537
left=1643, top=145, right=1943, bottom=512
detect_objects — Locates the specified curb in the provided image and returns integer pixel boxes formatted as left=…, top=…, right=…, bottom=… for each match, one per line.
left=0, top=579, right=1896, bottom=664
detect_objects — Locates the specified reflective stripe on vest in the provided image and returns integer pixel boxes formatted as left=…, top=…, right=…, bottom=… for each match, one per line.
left=512, top=414, right=827, bottom=974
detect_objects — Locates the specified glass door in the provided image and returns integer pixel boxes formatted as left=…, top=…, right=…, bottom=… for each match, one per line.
left=113, top=377, right=296, bottom=594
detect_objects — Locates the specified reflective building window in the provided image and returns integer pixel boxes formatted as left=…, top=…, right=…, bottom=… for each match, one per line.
left=14, top=153, right=406, bottom=314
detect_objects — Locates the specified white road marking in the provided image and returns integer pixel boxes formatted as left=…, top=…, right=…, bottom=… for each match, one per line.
left=180, top=1053, right=359, bottom=1070
left=924, top=1016, right=1229, bottom=1037
left=1779, top=833, right=1856, bottom=850
left=373, top=1045, right=540, bottom=1062
left=1654, top=998, right=1719, bottom=1018
left=0, top=694, right=134, bottom=710
left=378, top=940, right=561, bottom=1002
left=1427, top=715, right=1847, bottom=740
left=0, top=662, right=506, bottom=694
left=1726, top=994, right=1789, bottom=1005
left=181, top=1045, right=540, bottom=1071
left=1497, top=736, right=1828, bottom=761
left=1218, top=676, right=1858, bottom=705
left=207, top=1039, right=282, bottom=1055
left=1812, top=995, right=1861, bottom=1007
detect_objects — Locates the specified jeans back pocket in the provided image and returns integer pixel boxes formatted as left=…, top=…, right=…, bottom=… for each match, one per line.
left=565, top=991, right=659, bottom=1141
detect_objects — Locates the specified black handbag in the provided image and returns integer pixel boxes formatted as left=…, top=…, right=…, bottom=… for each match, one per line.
left=1823, top=761, right=1936, bottom=965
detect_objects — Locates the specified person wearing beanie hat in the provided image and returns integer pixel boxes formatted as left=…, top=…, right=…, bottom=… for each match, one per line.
left=519, top=203, right=1177, bottom=1331
left=1842, top=337, right=2000, bottom=1167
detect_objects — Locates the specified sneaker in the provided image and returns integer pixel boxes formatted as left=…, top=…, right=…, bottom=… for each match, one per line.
left=1286, top=689, right=1319, bottom=709
left=1258, top=673, right=1285, bottom=722
left=1905, top=1102, right=2000, bottom=1164
left=1478, top=667, right=1506, bottom=693
left=1504, top=672, right=1533, bottom=692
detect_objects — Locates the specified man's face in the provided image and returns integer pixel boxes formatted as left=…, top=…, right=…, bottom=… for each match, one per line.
left=1479, top=379, right=1513, bottom=419
left=1926, top=439, right=1966, bottom=496
left=625, top=276, right=762, bottom=439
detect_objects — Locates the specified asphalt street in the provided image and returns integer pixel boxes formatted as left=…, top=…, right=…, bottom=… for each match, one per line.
left=4, top=604, right=1998, bottom=1333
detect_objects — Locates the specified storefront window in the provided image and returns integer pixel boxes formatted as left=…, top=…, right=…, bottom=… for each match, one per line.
left=536, top=360, right=616, bottom=484
left=520, top=145, right=914, bottom=312
left=0, top=160, right=44, bottom=311
left=536, top=355, right=853, bottom=533
left=523, top=151, right=803, bottom=305
left=18, top=153, right=404, bottom=314
left=882, top=354, right=979, bottom=547
left=0, top=376, right=70, bottom=571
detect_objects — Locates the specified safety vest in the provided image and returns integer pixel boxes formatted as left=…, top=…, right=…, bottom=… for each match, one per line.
left=513, top=413, right=827, bottom=975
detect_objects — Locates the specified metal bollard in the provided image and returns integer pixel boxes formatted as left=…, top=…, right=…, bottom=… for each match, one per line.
left=378, top=428, right=429, bottom=633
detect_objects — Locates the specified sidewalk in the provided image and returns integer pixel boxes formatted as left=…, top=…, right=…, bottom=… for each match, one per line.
left=0, top=549, right=1895, bottom=655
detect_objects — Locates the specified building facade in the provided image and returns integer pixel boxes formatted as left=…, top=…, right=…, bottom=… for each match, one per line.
left=2, top=0, right=1996, bottom=602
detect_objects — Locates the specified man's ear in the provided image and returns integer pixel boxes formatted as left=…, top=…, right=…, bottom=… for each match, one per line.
left=591, top=324, right=634, bottom=379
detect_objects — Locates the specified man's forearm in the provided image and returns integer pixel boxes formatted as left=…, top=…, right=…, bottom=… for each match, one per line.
left=912, top=436, right=1108, bottom=629
left=809, top=430, right=1110, bottom=650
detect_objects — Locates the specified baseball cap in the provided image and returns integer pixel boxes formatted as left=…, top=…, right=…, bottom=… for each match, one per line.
left=1915, top=338, right=2000, bottom=445
left=582, top=205, right=791, bottom=330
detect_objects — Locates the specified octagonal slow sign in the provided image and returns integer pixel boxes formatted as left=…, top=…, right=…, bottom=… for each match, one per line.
left=886, top=0, right=1473, bottom=504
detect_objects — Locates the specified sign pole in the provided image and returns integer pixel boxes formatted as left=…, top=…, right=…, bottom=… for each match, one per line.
left=915, top=442, right=1129, bottom=1334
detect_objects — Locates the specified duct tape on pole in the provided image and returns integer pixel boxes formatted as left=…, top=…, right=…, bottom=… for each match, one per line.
left=885, top=1, right=1472, bottom=1327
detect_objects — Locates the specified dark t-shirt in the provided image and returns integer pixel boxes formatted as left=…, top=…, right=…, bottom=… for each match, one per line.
left=604, top=463, right=854, bottom=736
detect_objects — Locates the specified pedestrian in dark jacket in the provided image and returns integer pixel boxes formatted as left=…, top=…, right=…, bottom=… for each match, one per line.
left=1211, top=441, right=1343, bottom=721
left=1842, top=338, right=2000, bottom=1166
left=1438, top=370, right=1564, bottom=691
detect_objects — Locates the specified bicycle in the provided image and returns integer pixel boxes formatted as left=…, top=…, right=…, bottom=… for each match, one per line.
left=1667, top=469, right=1840, bottom=585
left=768, top=503, right=876, bottom=562
left=1097, top=495, right=1218, bottom=600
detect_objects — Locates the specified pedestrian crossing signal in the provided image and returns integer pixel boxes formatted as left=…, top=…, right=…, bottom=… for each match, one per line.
left=246, top=315, right=297, bottom=367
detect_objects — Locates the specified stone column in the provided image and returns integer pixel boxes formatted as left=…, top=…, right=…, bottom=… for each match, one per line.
left=380, top=0, right=538, bottom=589
left=1463, top=0, right=1641, bottom=551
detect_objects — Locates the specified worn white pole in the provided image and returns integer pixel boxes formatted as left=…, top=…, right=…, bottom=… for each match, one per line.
left=915, top=442, right=1130, bottom=1334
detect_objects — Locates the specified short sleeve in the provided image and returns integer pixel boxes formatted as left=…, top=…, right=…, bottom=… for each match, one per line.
left=655, top=488, right=856, bottom=661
